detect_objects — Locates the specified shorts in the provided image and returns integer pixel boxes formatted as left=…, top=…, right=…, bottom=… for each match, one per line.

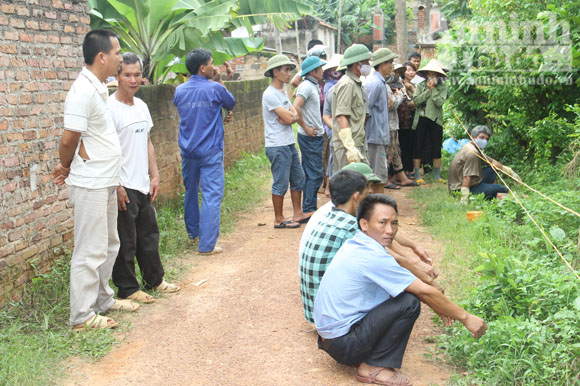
left=265, top=145, right=305, bottom=196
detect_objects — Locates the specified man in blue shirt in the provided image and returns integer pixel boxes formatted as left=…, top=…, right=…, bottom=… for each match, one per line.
left=174, top=49, right=236, bottom=254
left=314, top=194, right=488, bottom=386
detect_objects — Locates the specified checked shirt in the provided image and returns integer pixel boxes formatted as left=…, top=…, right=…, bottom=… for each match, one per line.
left=299, top=207, right=358, bottom=323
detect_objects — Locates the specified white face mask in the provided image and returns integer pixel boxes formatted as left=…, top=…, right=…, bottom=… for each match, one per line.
left=474, top=138, right=488, bottom=149
left=360, top=64, right=372, bottom=77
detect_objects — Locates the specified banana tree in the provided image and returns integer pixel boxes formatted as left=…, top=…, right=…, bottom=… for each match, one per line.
left=88, top=0, right=312, bottom=83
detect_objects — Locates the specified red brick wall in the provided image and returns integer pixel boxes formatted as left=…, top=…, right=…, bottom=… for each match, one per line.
left=0, top=0, right=90, bottom=303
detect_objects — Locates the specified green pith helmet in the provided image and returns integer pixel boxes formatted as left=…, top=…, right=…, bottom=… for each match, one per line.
left=370, top=48, right=398, bottom=67
left=342, top=162, right=382, bottom=183
left=341, top=44, right=371, bottom=67
left=264, top=54, right=296, bottom=77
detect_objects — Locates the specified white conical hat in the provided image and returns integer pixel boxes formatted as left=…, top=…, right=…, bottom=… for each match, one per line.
left=417, top=59, right=447, bottom=76
left=322, top=54, right=343, bottom=71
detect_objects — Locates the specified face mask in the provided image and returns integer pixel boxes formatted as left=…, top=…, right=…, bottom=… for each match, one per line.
left=474, top=138, right=488, bottom=149
left=360, top=64, right=372, bottom=77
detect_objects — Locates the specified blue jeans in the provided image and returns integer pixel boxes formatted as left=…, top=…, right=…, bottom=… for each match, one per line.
left=470, top=167, right=509, bottom=199
left=181, top=151, right=224, bottom=252
left=265, top=145, right=305, bottom=196
left=297, top=133, right=324, bottom=213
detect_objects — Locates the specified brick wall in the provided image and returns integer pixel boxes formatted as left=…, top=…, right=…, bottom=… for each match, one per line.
left=0, top=0, right=90, bottom=303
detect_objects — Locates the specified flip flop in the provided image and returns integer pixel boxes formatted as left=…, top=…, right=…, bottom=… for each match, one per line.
left=356, top=368, right=412, bottom=386
left=415, top=178, right=427, bottom=185
left=298, top=216, right=311, bottom=224
left=274, top=220, right=300, bottom=229
left=72, top=314, right=118, bottom=332
left=126, top=290, right=155, bottom=303
left=400, top=181, right=419, bottom=187
left=385, top=183, right=401, bottom=190
left=154, top=280, right=181, bottom=293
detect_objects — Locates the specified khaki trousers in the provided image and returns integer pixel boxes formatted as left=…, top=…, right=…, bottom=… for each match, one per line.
left=68, top=185, right=120, bottom=325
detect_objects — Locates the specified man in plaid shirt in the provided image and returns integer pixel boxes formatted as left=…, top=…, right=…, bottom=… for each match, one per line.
left=300, top=168, right=369, bottom=323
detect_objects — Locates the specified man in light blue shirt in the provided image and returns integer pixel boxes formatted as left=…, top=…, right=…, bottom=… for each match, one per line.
left=314, top=194, right=488, bottom=386
left=174, top=48, right=236, bottom=254
left=365, top=48, right=396, bottom=188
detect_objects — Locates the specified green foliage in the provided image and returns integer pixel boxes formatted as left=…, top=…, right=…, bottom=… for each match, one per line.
left=411, top=171, right=580, bottom=385
left=88, top=0, right=311, bottom=83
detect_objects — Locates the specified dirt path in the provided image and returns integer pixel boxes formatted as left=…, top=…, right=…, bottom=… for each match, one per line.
left=65, top=188, right=453, bottom=386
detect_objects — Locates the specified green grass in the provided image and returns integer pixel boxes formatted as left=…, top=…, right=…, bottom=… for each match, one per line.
left=410, top=180, right=580, bottom=385
left=0, top=150, right=271, bottom=386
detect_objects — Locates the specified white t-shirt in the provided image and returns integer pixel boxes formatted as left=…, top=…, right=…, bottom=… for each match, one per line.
left=262, top=85, right=296, bottom=147
left=64, top=67, right=122, bottom=189
left=108, top=95, right=154, bottom=195
left=298, top=201, right=334, bottom=260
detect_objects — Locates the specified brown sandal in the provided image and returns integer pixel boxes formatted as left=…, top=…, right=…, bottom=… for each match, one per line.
left=72, top=314, right=118, bottom=331
left=356, top=368, right=412, bottom=386
left=126, top=290, right=155, bottom=304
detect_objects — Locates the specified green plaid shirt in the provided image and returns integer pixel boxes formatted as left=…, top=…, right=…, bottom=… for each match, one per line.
left=299, top=207, right=358, bottom=323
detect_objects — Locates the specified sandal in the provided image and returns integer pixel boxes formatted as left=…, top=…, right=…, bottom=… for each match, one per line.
left=109, top=299, right=140, bottom=312
left=356, top=368, right=412, bottom=386
left=415, top=178, right=427, bottom=185
left=72, top=314, right=118, bottom=331
left=385, top=183, right=401, bottom=190
left=154, top=280, right=181, bottom=293
left=126, top=290, right=155, bottom=304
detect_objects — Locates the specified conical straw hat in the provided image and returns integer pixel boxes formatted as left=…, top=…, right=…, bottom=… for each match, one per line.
left=416, top=59, right=446, bottom=77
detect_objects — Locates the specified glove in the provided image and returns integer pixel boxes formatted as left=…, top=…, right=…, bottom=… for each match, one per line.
left=460, top=186, right=470, bottom=204
left=502, top=166, right=521, bottom=182
left=338, top=127, right=363, bottom=163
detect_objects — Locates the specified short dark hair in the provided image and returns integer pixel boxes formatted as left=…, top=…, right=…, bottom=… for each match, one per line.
left=307, top=39, right=323, bottom=50
left=329, top=170, right=367, bottom=206
left=119, top=52, right=143, bottom=74
left=403, top=61, right=417, bottom=71
left=185, top=48, right=212, bottom=75
left=356, top=194, right=398, bottom=229
left=408, top=52, right=421, bottom=61
left=83, top=29, right=118, bottom=65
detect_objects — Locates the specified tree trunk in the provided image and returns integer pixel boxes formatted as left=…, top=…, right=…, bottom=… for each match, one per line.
left=337, top=0, right=344, bottom=53
left=395, top=0, right=408, bottom=61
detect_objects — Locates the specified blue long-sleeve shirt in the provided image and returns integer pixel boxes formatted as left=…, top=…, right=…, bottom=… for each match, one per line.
left=364, top=71, right=389, bottom=145
left=173, top=75, right=236, bottom=158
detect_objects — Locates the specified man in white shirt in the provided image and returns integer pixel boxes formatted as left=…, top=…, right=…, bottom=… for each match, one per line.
left=53, top=30, right=138, bottom=331
left=109, top=52, right=180, bottom=305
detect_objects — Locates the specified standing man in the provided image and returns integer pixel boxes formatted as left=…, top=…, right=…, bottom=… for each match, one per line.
left=109, top=52, right=180, bottom=304
left=365, top=48, right=396, bottom=192
left=174, top=48, right=236, bottom=255
left=53, top=30, right=139, bottom=331
left=294, top=56, right=327, bottom=215
left=332, top=44, right=372, bottom=173
left=262, top=54, right=310, bottom=228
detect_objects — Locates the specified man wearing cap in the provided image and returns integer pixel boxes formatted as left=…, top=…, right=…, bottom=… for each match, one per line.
left=449, top=125, right=520, bottom=203
left=364, top=48, right=396, bottom=191
left=294, top=56, right=327, bottom=214
left=332, top=44, right=372, bottom=173
left=412, top=60, right=448, bottom=184
left=262, top=55, right=310, bottom=228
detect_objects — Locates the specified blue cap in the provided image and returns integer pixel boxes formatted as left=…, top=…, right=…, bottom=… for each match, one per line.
left=300, top=56, right=326, bottom=77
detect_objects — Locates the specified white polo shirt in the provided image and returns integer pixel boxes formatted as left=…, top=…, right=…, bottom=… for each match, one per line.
left=108, top=95, right=153, bottom=195
left=63, top=67, right=122, bottom=189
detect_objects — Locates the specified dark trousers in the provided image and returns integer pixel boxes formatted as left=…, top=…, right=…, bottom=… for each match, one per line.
left=113, top=188, right=164, bottom=298
left=318, top=293, right=420, bottom=368
left=297, top=133, right=324, bottom=213
left=398, top=129, right=414, bottom=172
left=470, top=167, right=509, bottom=199
left=413, top=116, right=443, bottom=161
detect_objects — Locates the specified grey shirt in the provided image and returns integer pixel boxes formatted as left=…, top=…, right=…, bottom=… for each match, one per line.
left=262, top=85, right=296, bottom=147
left=296, top=76, right=324, bottom=136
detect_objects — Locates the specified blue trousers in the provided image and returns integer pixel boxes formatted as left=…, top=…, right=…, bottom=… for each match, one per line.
left=182, top=151, right=224, bottom=252
left=471, top=167, right=509, bottom=199
left=297, top=133, right=324, bottom=213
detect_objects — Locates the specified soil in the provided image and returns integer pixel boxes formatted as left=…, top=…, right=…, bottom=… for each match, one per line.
left=64, top=187, right=454, bottom=386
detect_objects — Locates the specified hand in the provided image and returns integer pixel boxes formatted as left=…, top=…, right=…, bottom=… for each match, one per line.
left=212, top=67, right=222, bottom=82
left=346, top=148, right=363, bottom=163
left=224, top=110, right=233, bottom=124
left=437, top=312, right=455, bottom=327
left=418, top=260, right=439, bottom=281
left=52, top=163, right=70, bottom=185
left=117, top=186, right=130, bottom=211
left=502, top=166, right=520, bottom=183
left=463, top=313, right=487, bottom=338
left=338, top=127, right=363, bottom=163
left=304, top=126, right=317, bottom=137
left=149, top=176, right=160, bottom=203
left=224, top=62, right=234, bottom=80
left=412, top=245, right=433, bottom=265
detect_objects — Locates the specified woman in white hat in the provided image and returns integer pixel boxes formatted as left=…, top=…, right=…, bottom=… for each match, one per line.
left=411, top=60, right=448, bottom=184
